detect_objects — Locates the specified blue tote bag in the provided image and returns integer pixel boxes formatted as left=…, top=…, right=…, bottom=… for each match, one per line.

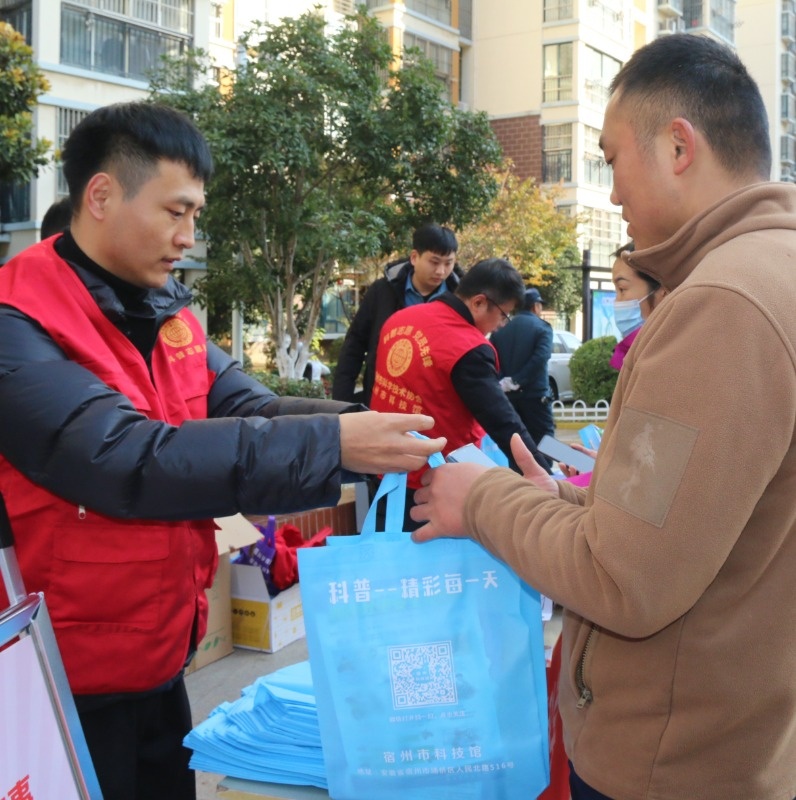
left=298, top=464, right=550, bottom=800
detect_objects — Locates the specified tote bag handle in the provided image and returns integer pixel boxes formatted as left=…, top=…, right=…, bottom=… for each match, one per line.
left=361, top=432, right=444, bottom=535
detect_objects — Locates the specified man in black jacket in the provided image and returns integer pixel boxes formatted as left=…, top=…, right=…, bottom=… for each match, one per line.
left=490, top=287, right=556, bottom=469
left=332, top=224, right=460, bottom=405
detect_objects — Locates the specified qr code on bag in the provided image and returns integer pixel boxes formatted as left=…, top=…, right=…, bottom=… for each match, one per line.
left=388, top=641, right=457, bottom=709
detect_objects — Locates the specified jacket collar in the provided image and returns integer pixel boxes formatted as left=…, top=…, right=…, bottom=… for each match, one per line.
left=55, top=230, right=193, bottom=323
left=626, top=182, right=796, bottom=291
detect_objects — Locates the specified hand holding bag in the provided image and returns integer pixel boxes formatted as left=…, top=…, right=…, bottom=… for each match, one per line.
left=298, top=459, right=550, bottom=800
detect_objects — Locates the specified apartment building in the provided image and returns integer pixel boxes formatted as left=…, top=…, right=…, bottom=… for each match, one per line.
left=363, top=0, right=473, bottom=106
left=470, top=0, right=649, bottom=277
left=736, top=0, right=796, bottom=183
left=0, top=0, right=215, bottom=290
left=3, top=0, right=792, bottom=268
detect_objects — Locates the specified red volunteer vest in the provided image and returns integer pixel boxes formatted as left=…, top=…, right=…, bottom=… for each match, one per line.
left=370, top=302, right=493, bottom=488
left=0, top=241, right=218, bottom=695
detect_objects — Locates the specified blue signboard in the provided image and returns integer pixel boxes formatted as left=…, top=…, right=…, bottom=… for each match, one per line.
left=592, top=289, right=621, bottom=339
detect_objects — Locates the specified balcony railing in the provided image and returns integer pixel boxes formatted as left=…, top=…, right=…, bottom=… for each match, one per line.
left=543, top=76, right=573, bottom=103
left=543, top=151, right=572, bottom=183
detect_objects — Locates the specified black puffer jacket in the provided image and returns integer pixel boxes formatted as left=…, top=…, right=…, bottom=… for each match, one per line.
left=332, top=259, right=462, bottom=405
left=0, top=240, right=360, bottom=521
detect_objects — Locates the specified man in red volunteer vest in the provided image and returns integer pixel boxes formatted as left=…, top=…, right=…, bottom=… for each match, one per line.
left=370, top=258, right=551, bottom=530
left=0, top=101, right=443, bottom=799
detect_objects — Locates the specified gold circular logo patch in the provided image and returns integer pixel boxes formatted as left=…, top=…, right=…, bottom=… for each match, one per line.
left=386, top=339, right=413, bottom=377
left=160, top=318, right=193, bottom=348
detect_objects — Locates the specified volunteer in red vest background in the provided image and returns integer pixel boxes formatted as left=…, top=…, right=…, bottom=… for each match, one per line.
left=0, top=101, right=442, bottom=800
left=370, top=257, right=551, bottom=531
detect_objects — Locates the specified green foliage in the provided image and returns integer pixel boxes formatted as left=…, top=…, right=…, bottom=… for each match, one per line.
left=0, top=22, right=50, bottom=193
left=149, top=9, right=502, bottom=378
left=569, top=336, right=618, bottom=404
left=248, top=371, right=328, bottom=399
left=457, top=171, right=582, bottom=314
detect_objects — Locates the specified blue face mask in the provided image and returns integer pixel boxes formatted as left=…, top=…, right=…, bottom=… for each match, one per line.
left=613, top=291, right=654, bottom=339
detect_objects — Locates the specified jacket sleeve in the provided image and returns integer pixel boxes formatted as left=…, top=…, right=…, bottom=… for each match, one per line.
left=450, top=344, right=551, bottom=472
left=331, top=290, right=377, bottom=402
left=461, top=283, right=796, bottom=638
left=0, top=309, right=348, bottom=521
left=207, top=342, right=358, bottom=418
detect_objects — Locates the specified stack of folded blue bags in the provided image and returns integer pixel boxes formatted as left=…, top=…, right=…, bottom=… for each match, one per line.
left=184, top=660, right=327, bottom=789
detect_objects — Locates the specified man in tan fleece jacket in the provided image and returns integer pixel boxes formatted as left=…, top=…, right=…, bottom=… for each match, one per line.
left=411, top=33, right=796, bottom=800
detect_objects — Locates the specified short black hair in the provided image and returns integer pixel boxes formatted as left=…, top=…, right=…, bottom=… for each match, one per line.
left=40, top=196, right=72, bottom=239
left=457, top=258, right=525, bottom=307
left=611, top=33, right=771, bottom=179
left=412, top=223, right=458, bottom=256
left=62, top=102, right=214, bottom=206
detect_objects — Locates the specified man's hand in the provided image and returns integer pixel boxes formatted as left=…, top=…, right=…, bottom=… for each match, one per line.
left=510, top=434, right=560, bottom=497
left=410, top=462, right=489, bottom=543
left=410, top=433, right=561, bottom=544
left=339, top=411, right=445, bottom=475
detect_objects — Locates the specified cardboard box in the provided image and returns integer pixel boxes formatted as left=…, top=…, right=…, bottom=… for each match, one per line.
left=186, top=514, right=273, bottom=674
left=185, top=528, right=235, bottom=675
left=216, top=513, right=306, bottom=653
left=230, top=570, right=305, bottom=653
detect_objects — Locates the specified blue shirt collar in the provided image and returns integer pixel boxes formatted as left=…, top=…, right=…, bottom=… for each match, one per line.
left=405, top=269, right=447, bottom=306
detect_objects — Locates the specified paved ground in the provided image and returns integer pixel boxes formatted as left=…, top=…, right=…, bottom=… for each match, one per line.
left=185, top=424, right=584, bottom=799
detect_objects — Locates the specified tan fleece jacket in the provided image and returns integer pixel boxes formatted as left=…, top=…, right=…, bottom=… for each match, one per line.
left=464, top=183, right=796, bottom=800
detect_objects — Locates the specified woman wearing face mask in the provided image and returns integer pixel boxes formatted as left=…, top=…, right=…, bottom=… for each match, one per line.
left=559, top=244, right=668, bottom=479
left=609, top=242, right=668, bottom=370
left=541, top=249, right=668, bottom=799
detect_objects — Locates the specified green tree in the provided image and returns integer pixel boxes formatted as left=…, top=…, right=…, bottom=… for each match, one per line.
left=0, top=22, right=50, bottom=198
left=457, top=169, right=582, bottom=315
left=149, top=10, right=502, bottom=377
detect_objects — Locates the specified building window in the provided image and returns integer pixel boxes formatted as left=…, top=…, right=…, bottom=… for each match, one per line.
left=405, top=0, right=452, bottom=26
left=543, top=123, right=572, bottom=183
left=544, top=0, right=574, bottom=23
left=210, top=2, right=222, bottom=38
left=683, top=0, right=703, bottom=27
left=586, top=0, right=625, bottom=33
left=583, top=46, right=620, bottom=109
left=404, top=32, right=454, bottom=101
left=584, top=207, right=623, bottom=267
left=66, top=0, right=194, bottom=34
left=583, top=126, right=612, bottom=186
left=710, top=0, right=735, bottom=43
left=56, top=108, right=89, bottom=197
left=0, top=0, right=32, bottom=43
left=458, top=0, right=472, bottom=38
left=0, top=183, right=30, bottom=223
left=61, top=0, right=192, bottom=81
left=543, top=42, right=573, bottom=103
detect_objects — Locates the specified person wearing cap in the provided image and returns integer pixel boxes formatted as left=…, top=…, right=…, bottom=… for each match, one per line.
left=490, top=286, right=556, bottom=469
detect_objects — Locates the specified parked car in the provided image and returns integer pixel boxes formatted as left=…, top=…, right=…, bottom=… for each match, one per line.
left=548, top=330, right=582, bottom=401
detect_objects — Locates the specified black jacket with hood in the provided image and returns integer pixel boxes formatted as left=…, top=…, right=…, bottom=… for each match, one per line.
left=332, top=258, right=462, bottom=405
left=0, top=233, right=361, bottom=522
